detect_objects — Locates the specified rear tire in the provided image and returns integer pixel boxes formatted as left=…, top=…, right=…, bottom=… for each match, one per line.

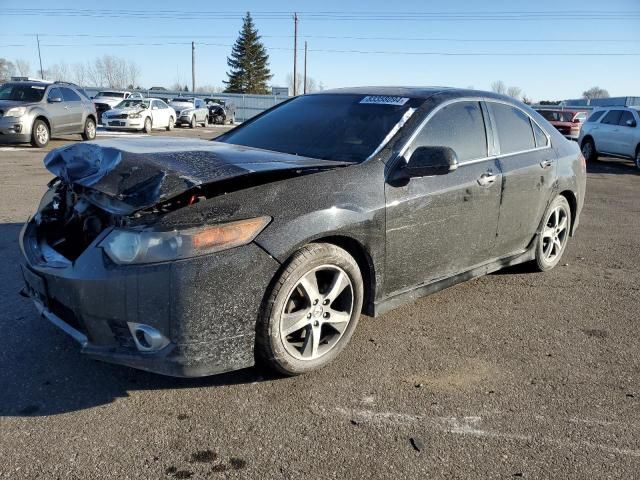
left=81, top=117, right=96, bottom=141
left=635, top=145, right=640, bottom=170
left=256, top=243, right=363, bottom=376
left=143, top=117, right=152, bottom=133
left=581, top=138, right=597, bottom=162
left=30, top=119, right=49, bottom=148
left=203, top=116, right=208, bottom=126
left=534, top=195, right=572, bottom=272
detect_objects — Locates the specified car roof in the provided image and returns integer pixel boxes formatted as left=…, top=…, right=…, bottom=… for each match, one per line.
left=313, top=86, right=520, bottom=101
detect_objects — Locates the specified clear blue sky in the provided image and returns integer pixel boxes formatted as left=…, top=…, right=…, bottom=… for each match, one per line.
left=2, top=0, right=639, bottom=100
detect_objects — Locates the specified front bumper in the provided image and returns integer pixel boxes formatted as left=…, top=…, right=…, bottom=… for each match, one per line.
left=176, top=114, right=193, bottom=125
left=0, top=116, right=31, bottom=143
left=19, top=220, right=280, bottom=377
left=104, top=118, right=143, bottom=130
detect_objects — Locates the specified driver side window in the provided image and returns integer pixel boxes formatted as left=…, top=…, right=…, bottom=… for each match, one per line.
left=409, top=101, right=488, bottom=162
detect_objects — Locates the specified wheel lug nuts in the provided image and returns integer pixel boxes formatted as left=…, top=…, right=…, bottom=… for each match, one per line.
left=313, top=299, right=319, bottom=305
left=307, top=313, right=312, bottom=319
left=323, top=312, right=330, bottom=318
left=323, top=299, right=329, bottom=305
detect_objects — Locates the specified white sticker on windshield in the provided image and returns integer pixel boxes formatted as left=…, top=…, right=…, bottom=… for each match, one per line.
left=360, top=96, right=409, bottom=106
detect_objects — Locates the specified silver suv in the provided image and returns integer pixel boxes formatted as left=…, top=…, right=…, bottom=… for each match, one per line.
left=579, top=106, right=640, bottom=170
left=0, top=79, right=97, bottom=148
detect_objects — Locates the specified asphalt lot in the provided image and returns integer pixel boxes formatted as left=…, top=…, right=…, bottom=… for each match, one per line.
left=0, top=128, right=638, bottom=479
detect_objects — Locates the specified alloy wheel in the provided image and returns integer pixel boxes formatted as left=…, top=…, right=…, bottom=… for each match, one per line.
left=541, top=205, right=569, bottom=262
left=36, top=123, right=48, bottom=145
left=581, top=141, right=593, bottom=160
left=279, top=265, right=354, bottom=361
left=86, top=120, right=96, bottom=139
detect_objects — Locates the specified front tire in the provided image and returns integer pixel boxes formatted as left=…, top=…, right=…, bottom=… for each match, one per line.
left=143, top=117, right=152, bottom=133
left=189, top=116, right=196, bottom=128
left=166, top=117, right=174, bottom=131
left=534, top=195, right=572, bottom=272
left=81, top=117, right=96, bottom=141
left=30, top=119, right=49, bottom=148
left=581, top=138, right=597, bottom=162
left=256, top=243, right=364, bottom=376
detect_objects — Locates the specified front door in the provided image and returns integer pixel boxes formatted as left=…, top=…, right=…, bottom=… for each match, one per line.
left=59, top=87, right=84, bottom=133
left=45, top=87, right=68, bottom=134
left=611, top=110, right=638, bottom=157
left=488, top=101, right=557, bottom=256
left=597, top=110, right=624, bottom=153
left=384, top=100, right=502, bottom=296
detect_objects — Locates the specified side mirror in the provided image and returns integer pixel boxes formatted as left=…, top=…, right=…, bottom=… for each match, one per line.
left=48, top=96, right=63, bottom=103
left=399, top=146, right=459, bottom=178
left=626, top=119, right=637, bottom=128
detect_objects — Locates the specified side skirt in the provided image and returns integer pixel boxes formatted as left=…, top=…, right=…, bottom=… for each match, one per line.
left=372, top=247, right=536, bottom=317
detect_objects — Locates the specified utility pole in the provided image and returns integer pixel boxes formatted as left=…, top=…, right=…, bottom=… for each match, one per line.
left=191, top=41, right=195, bottom=93
left=293, top=12, right=298, bottom=96
left=303, top=41, right=307, bottom=94
left=36, top=34, right=44, bottom=79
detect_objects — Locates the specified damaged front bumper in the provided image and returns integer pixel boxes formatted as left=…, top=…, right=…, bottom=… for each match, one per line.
left=19, top=220, right=281, bottom=377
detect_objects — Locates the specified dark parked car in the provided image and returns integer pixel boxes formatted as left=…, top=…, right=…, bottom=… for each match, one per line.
left=204, top=98, right=237, bottom=124
left=19, top=87, right=585, bottom=377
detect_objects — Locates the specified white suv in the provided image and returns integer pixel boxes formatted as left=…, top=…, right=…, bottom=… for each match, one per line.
left=579, top=107, right=640, bottom=170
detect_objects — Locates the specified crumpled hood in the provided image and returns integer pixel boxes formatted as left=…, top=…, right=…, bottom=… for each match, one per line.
left=105, top=105, right=147, bottom=116
left=44, top=137, right=348, bottom=214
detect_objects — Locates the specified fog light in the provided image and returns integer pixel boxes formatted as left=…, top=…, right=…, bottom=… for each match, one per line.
left=127, top=322, right=170, bottom=352
left=13, top=124, right=22, bottom=133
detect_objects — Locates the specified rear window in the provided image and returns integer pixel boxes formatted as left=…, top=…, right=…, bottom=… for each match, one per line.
left=531, top=120, right=549, bottom=147
left=619, top=111, right=635, bottom=126
left=220, top=94, right=419, bottom=163
left=602, top=110, right=623, bottom=125
left=490, top=103, right=536, bottom=154
left=586, top=110, right=606, bottom=123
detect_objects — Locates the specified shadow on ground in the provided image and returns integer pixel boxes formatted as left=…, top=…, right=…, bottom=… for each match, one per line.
left=0, top=223, right=273, bottom=418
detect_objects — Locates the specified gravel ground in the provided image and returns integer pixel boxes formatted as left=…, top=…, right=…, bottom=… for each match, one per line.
left=0, top=128, right=638, bottom=479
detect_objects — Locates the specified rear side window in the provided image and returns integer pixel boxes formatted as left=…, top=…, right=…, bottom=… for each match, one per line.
left=531, top=120, right=549, bottom=147
left=586, top=110, right=605, bottom=123
left=601, top=110, right=623, bottom=125
left=490, top=103, right=536, bottom=154
left=618, top=111, right=635, bottom=127
left=60, top=87, right=81, bottom=102
left=47, top=87, right=63, bottom=101
left=411, top=101, right=487, bottom=162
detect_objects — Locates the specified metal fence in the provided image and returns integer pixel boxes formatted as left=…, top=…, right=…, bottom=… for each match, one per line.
left=83, top=87, right=291, bottom=122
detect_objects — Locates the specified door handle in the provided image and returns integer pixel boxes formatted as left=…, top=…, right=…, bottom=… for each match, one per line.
left=540, top=159, right=553, bottom=169
left=477, top=172, right=497, bottom=187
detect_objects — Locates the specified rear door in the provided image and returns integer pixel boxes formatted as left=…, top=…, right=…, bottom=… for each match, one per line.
left=384, top=100, right=502, bottom=294
left=488, top=101, right=556, bottom=256
left=612, top=111, right=638, bottom=157
left=597, top=109, right=623, bottom=153
left=45, top=87, right=67, bottom=134
left=59, top=87, right=84, bottom=133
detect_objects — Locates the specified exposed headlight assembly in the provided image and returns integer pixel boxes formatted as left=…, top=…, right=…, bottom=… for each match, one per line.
left=5, top=107, right=27, bottom=117
left=100, top=216, right=271, bottom=265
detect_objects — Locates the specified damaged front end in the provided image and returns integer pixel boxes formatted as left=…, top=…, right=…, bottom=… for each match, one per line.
left=19, top=138, right=348, bottom=376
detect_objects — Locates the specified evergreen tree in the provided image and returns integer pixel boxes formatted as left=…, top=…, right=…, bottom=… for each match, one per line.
left=224, top=13, right=272, bottom=94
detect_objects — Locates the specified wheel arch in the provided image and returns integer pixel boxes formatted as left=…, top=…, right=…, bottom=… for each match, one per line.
left=580, top=134, right=594, bottom=148
left=559, top=189, right=578, bottom=236
left=33, top=115, right=51, bottom=132
left=309, top=235, right=376, bottom=316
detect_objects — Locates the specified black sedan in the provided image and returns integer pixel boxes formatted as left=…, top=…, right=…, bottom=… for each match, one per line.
left=19, top=87, right=586, bottom=377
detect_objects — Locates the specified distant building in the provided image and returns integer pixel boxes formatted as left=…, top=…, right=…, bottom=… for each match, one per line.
left=271, top=86, right=290, bottom=97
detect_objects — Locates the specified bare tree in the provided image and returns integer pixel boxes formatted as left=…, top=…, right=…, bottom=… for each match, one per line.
left=506, top=86, right=522, bottom=100
left=0, top=58, right=16, bottom=82
left=522, top=94, right=533, bottom=105
left=287, top=72, right=322, bottom=94
left=195, top=85, right=224, bottom=94
left=14, top=59, right=31, bottom=77
left=72, top=62, right=88, bottom=85
left=491, top=80, right=507, bottom=95
left=45, top=62, right=71, bottom=82
left=582, top=87, right=610, bottom=100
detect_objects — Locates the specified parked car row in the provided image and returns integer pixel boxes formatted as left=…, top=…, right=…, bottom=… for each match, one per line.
left=536, top=105, right=640, bottom=170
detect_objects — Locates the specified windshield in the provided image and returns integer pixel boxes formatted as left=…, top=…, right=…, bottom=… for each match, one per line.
left=538, top=110, right=575, bottom=122
left=219, top=94, right=418, bottom=162
left=96, top=92, right=125, bottom=98
left=172, top=98, right=193, bottom=104
left=115, top=99, right=150, bottom=109
left=0, top=83, right=46, bottom=102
